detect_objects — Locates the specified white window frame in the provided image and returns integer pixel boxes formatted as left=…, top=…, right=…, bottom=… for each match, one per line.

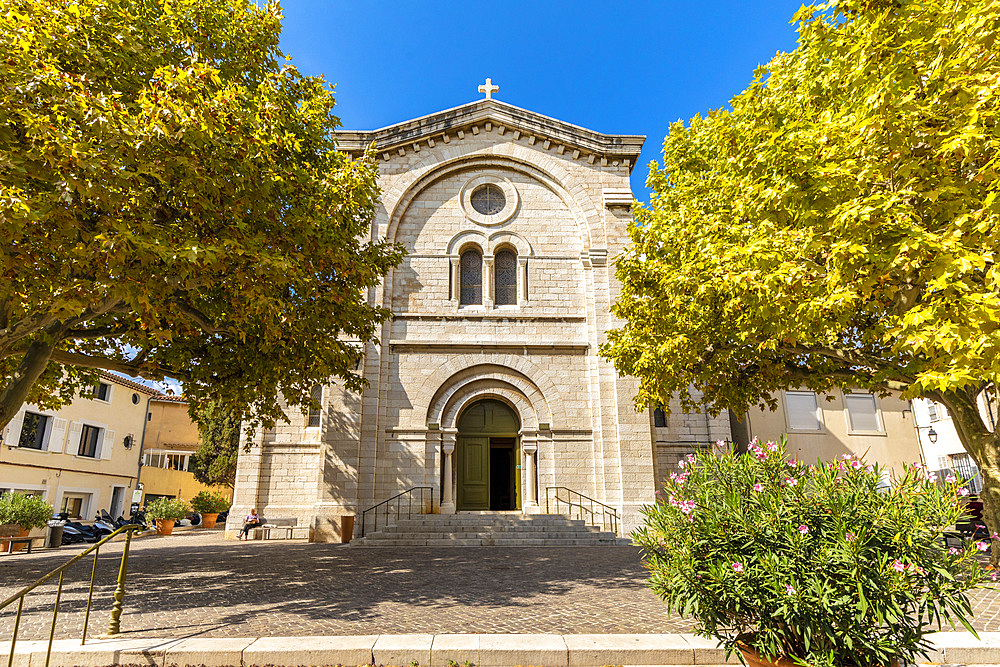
left=91, top=381, right=113, bottom=404
left=0, top=484, right=49, bottom=501
left=75, top=422, right=108, bottom=459
left=16, top=411, right=53, bottom=451
left=783, top=390, right=824, bottom=433
left=843, top=392, right=885, bottom=436
left=56, top=487, right=98, bottom=521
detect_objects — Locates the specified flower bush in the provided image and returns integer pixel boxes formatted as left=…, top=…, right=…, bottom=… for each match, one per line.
left=0, top=492, right=53, bottom=529
left=145, top=497, right=190, bottom=521
left=634, top=438, right=988, bottom=667
left=189, top=491, right=232, bottom=514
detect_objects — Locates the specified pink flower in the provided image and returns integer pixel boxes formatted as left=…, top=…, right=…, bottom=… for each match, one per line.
left=977, top=541, right=990, bottom=551
left=798, top=525, right=809, bottom=534
left=992, top=571, right=998, bottom=582
left=949, top=547, right=960, bottom=555
left=716, top=439, right=726, bottom=448
left=786, top=478, right=798, bottom=487
left=842, top=453, right=852, bottom=461
left=845, top=532, right=856, bottom=542
left=732, top=562, right=744, bottom=573
left=766, top=441, right=778, bottom=452
left=753, top=483, right=764, bottom=492
left=958, top=487, right=970, bottom=497
left=946, top=474, right=957, bottom=483
left=850, top=460, right=862, bottom=470
left=785, top=584, right=796, bottom=595
left=677, top=460, right=686, bottom=469
left=787, top=460, right=798, bottom=467
left=686, top=453, right=697, bottom=464
left=928, top=472, right=938, bottom=483
left=892, top=560, right=906, bottom=572
left=992, top=532, right=999, bottom=540
left=865, top=464, right=874, bottom=473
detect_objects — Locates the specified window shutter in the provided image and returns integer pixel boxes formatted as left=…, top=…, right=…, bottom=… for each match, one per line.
left=67, top=421, right=82, bottom=454
left=100, top=429, right=115, bottom=460
left=4, top=409, right=25, bottom=446
left=47, top=418, right=68, bottom=453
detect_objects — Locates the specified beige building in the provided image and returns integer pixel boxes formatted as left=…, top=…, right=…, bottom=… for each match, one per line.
left=0, top=371, right=157, bottom=522
left=140, top=396, right=232, bottom=502
left=729, top=388, right=923, bottom=477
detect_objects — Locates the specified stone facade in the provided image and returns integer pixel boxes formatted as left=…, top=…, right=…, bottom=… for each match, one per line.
left=229, top=99, right=723, bottom=540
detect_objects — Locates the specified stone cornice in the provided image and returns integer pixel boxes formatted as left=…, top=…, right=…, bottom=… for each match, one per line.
left=336, top=99, right=645, bottom=172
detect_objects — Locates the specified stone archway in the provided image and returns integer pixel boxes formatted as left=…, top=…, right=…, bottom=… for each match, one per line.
left=455, top=399, right=520, bottom=512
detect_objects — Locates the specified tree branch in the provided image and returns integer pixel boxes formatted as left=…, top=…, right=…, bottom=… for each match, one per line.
left=47, top=349, right=194, bottom=383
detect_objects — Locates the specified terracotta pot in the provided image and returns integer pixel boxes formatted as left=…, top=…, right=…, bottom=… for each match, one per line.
left=736, top=643, right=799, bottom=667
left=0, top=526, right=30, bottom=553
left=200, top=513, right=220, bottom=529
left=155, top=518, right=176, bottom=535
left=737, top=641, right=899, bottom=667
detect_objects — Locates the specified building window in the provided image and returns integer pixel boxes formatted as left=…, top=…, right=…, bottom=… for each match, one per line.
left=470, top=184, right=506, bottom=216
left=494, top=249, right=518, bottom=306
left=18, top=412, right=50, bottom=450
left=785, top=391, right=822, bottom=431
left=60, top=493, right=89, bottom=520
left=308, top=384, right=323, bottom=427
left=92, top=382, right=111, bottom=402
left=653, top=407, right=667, bottom=428
left=460, top=248, right=482, bottom=305
left=845, top=393, right=882, bottom=433
left=927, top=401, right=947, bottom=421
left=166, top=453, right=188, bottom=471
left=78, top=424, right=102, bottom=458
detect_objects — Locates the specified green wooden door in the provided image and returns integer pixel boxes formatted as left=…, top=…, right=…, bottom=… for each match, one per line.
left=457, top=436, right=490, bottom=510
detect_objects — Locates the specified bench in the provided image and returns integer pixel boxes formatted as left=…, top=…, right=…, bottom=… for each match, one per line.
left=4, top=537, right=33, bottom=554
left=252, top=518, right=309, bottom=540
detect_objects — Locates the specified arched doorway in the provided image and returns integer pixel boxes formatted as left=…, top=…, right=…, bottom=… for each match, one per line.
left=456, top=399, right=520, bottom=511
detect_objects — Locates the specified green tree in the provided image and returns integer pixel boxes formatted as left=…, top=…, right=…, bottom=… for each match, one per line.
left=189, top=399, right=240, bottom=488
left=603, top=1, right=1000, bottom=550
left=0, top=0, right=402, bottom=431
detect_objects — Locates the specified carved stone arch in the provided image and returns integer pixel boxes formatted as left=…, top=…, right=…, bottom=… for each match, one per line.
left=428, top=369, right=551, bottom=429
left=487, top=231, right=532, bottom=257
left=416, top=355, right=567, bottom=426
left=442, top=382, right=539, bottom=432
left=381, top=152, right=599, bottom=255
left=446, top=230, right=488, bottom=256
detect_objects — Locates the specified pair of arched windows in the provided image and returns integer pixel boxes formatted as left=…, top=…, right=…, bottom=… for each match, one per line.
left=459, top=248, right=518, bottom=306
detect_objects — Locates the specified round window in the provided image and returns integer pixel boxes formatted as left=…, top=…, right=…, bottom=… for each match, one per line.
left=470, top=184, right=506, bottom=216
left=132, top=393, right=140, bottom=405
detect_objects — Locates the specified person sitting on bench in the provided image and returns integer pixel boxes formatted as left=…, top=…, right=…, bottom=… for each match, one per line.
left=238, top=508, right=261, bottom=540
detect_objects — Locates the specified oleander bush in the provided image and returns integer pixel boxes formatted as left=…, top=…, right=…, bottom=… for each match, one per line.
left=145, top=497, right=190, bottom=521
left=634, top=438, right=989, bottom=667
left=0, top=492, right=53, bottom=529
left=189, top=491, right=232, bottom=513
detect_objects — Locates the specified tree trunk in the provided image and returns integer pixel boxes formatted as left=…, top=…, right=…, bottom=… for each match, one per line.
left=939, top=386, right=1000, bottom=566
left=0, top=339, right=55, bottom=432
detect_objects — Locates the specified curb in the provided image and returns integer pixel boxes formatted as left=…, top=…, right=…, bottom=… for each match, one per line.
left=2, top=633, right=997, bottom=667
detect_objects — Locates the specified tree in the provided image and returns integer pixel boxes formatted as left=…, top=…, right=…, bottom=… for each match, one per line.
left=603, top=1, right=1000, bottom=550
left=0, top=0, right=402, bottom=431
left=189, top=399, right=239, bottom=488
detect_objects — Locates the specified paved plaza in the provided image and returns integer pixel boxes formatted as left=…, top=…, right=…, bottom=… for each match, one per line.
left=1, top=529, right=999, bottom=641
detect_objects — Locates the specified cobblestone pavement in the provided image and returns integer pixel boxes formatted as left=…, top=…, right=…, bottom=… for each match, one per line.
left=1, top=530, right=998, bottom=640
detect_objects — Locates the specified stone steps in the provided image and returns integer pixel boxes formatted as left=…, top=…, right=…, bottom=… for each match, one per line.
left=351, top=512, right=627, bottom=547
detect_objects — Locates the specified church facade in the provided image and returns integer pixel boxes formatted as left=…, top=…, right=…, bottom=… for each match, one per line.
left=228, top=95, right=731, bottom=541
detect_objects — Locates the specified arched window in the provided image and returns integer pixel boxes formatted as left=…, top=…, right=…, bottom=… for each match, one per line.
left=459, top=248, right=482, bottom=305
left=494, top=249, right=517, bottom=306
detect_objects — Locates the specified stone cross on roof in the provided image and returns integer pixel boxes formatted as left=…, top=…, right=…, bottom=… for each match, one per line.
left=478, top=78, right=498, bottom=100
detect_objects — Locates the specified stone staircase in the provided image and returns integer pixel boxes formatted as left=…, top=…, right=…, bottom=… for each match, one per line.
left=350, top=512, right=630, bottom=547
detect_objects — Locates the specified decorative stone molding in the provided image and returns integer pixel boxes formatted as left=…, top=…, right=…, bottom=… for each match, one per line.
left=459, top=175, right=519, bottom=226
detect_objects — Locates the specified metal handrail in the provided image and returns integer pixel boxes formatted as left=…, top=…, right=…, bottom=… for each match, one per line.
left=359, top=486, right=432, bottom=537
left=2, top=523, right=143, bottom=667
left=545, top=486, right=620, bottom=537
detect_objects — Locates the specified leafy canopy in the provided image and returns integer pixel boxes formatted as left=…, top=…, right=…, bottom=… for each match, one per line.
left=603, top=0, right=999, bottom=419
left=0, top=0, right=403, bottom=430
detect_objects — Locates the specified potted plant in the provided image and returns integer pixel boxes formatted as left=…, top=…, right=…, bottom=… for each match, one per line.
left=635, top=438, right=988, bottom=667
left=189, top=491, right=232, bottom=529
left=145, top=497, right=190, bottom=535
left=0, top=493, right=53, bottom=552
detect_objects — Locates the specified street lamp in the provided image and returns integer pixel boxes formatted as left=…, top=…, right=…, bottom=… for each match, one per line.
left=928, top=427, right=938, bottom=444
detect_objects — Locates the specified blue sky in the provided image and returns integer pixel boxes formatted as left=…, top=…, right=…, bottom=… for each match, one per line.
left=277, top=1, right=803, bottom=202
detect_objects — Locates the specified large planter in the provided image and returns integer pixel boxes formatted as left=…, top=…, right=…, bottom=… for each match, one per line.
left=0, top=525, right=29, bottom=553
left=736, top=643, right=799, bottom=667
left=200, top=512, right=220, bottom=530
left=155, top=519, right=176, bottom=535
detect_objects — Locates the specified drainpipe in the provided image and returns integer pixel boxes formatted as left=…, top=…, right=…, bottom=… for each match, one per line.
left=908, top=399, right=928, bottom=469
left=134, top=395, right=155, bottom=501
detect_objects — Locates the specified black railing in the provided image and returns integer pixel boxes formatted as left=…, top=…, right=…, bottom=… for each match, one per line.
left=545, top=487, right=620, bottom=536
left=1, top=524, right=143, bottom=667
left=359, top=486, right=432, bottom=537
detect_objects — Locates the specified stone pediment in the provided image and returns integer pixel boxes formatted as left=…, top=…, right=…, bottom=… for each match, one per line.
left=336, top=99, right=645, bottom=172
